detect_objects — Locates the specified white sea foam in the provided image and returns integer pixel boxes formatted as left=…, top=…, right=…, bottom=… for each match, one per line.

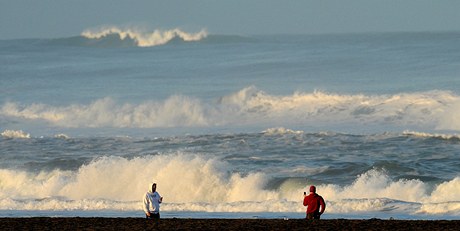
left=1, top=129, right=30, bottom=139
left=403, top=130, right=460, bottom=140
left=0, top=154, right=459, bottom=216
left=81, top=26, right=207, bottom=47
left=262, top=127, right=304, bottom=135
left=54, top=133, right=70, bottom=139
left=0, top=96, right=209, bottom=128
left=322, top=169, right=428, bottom=203
left=417, top=177, right=460, bottom=215
left=2, top=88, right=460, bottom=132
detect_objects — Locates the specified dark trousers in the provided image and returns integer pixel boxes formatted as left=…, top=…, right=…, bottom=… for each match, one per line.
left=306, top=212, right=321, bottom=220
left=146, top=213, right=160, bottom=219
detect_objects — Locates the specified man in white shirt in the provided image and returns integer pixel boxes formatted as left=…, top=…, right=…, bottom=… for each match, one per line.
left=143, top=183, right=163, bottom=219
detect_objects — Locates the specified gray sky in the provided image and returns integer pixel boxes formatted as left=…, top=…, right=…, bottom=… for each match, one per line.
left=1, top=0, right=460, bottom=39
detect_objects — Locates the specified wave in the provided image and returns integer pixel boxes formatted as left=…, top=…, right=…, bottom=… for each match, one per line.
left=2, top=87, right=460, bottom=132
left=0, top=130, right=71, bottom=139
left=44, top=26, right=257, bottom=48
left=54, top=133, right=70, bottom=139
left=0, top=96, right=208, bottom=128
left=403, top=131, right=460, bottom=140
left=262, top=127, right=304, bottom=135
left=45, top=27, right=208, bottom=48
left=0, top=154, right=459, bottom=215
left=1, top=130, right=30, bottom=139
left=81, top=27, right=207, bottom=47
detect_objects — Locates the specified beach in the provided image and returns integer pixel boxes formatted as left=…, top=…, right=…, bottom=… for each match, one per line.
left=1, top=218, right=459, bottom=231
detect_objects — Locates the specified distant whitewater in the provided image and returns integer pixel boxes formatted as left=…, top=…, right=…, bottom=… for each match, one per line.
left=1, top=130, right=30, bottom=139
left=80, top=27, right=207, bottom=47
left=44, top=27, right=255, bottom=48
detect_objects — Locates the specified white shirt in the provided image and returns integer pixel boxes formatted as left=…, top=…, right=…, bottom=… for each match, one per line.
left=143, top=190, right=162, bottom=214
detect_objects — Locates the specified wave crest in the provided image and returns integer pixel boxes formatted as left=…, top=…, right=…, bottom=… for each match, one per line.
left=1, top=96, right=209, bottom=128
left=1, top=130, right=30, bottom=139
left=81, top=27, right=207, bottom=47
left=262, top=127, right=304, bottom=135
left=2, top=87, right=460, bottom=131
left=403, top=131, right=460, bottom=140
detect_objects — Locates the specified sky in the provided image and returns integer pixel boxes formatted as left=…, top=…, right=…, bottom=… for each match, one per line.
left=1, top=0, right=460, bottom=39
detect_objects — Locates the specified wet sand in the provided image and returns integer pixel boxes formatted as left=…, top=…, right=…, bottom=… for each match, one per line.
left=1, top=218, right=459, bottom=230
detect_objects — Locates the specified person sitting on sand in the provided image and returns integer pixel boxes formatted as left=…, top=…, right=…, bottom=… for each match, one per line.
left=303, top=185, right=326, bottom=220
left=143, top=182, right=163, bottom=219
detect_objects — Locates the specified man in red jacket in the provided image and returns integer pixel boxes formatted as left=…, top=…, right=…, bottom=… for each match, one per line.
left=303, top=185, right=326, bottom=220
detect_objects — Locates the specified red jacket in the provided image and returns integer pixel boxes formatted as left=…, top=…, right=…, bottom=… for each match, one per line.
left=303, top=193, right=326, bottom=214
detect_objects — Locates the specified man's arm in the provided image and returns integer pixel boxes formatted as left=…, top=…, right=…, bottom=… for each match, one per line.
left=156, top=192, right=163, bottom=203
left=143, top=194, right=150, bottom=216
left=319, top=196, right=326, bottom=214
left=303, top=195, right=309, bottom=206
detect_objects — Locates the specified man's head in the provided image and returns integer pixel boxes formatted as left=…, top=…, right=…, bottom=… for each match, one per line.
left=152, top=183, right=157, bottom=192
left=309, top=185, right=316, bottom=193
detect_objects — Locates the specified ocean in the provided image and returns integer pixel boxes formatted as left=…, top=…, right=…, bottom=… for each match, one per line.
left=1, top=28, right=459, bottom=219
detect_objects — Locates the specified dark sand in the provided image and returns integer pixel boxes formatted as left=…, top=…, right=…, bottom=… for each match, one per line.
left=1, top=218, right=459, bottom=231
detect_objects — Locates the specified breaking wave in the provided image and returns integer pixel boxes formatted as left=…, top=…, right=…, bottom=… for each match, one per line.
left=2, top=87, right=460, bottom=131
left=0, top=153, right=459, bottom=215
left=262, top=127, right=304, bottom=135
left=81, top=26, right=207, bottom=47
left=403, top=131, right=460, bottom=140
left=45, top=27, right=255, bottom=48
left=1, top=130, right=30, bottom=139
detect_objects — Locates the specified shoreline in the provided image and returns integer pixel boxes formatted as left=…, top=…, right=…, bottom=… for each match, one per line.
left=1, top=218, right=459, bottom=230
